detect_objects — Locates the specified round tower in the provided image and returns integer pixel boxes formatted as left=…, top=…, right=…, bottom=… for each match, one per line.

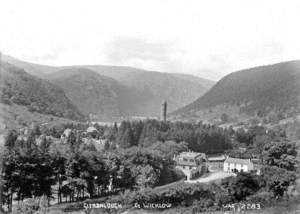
left=161, top=100, right=167, bottom=122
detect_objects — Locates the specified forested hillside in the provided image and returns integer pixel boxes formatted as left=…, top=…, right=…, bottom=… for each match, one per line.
left=49, top=68, right=130, bottom=121
left=0, top=62, right=84, bottom=121
left=173, top=61, right=300, bottom=120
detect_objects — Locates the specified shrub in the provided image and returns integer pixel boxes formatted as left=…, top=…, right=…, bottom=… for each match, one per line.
left=12, top=199, right=39, bottom=214
left=246, top=191, right=273, bottom=207
left=108, top=182, right=219, bottom=210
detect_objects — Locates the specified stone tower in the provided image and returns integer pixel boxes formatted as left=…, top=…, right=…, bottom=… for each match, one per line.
left=161, top=100, right=167, bottom=122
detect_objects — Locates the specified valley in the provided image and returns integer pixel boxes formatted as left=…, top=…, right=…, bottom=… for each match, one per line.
left=1, top=55, right=214, bottom=121
left=0, top=55, right=300, bottom=214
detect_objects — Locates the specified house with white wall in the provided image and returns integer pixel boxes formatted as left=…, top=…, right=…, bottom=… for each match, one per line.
left=223, top=157, right=254, bottom=173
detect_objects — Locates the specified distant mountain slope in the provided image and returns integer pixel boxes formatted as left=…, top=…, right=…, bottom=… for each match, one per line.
left=49, top=67, right=213, bottom=120
left=1, top=54, right=58, bottom=77
left=172, top=61, right=300, bottom=120
left=0, top=62, right=84, bottom=121
left=82, top=65, right=215, bottom=117
left=170, top=73, right=214, bottom=89
left=82, top=65, right=214, bottom=90
left=2, top=55, right=214, bottom=119
left=48, top=68, right=128, bottom=121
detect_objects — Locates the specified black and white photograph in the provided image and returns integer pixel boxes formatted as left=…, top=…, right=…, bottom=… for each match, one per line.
left=0, top=0, right=300, bottom=213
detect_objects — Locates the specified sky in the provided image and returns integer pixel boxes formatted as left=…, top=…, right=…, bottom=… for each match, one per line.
left=1, top=0, right=300, bottom=80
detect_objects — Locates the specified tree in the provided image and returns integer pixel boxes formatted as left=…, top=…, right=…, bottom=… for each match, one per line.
left=149, top=140, right=188, bottom=159
left=65, top=150, right=109, bottom=199
left=262, top=140, right=297, bottom=171
left=222, top=172, right=261, bottom=201
left=138, top=121, right=162, bottom=147
left=0, top=143, right=5, bottom=212
left=261, top=139, right=298, bottom=198
left=252, top=134, right=271, bottom=155
left=261, top=166, right=296, bottom=198
left=120, top=148, right=166, bottom=189
left=235, top=128, right=254, bottom=146
left=93, top=123, right=105, bottom=137
left=39, top=136, right=52, bottom=154
left=131, top=121, right=144, bottom=145
left=4, top=130, right=18, bottom=151
left=116, top=122, right=134, bottom=148
left=79, top=151, right=109, bottom=197
left=221, top=113, right=229, bottom=123
left=50, top=151, right=67, bottom=204
left=106, top=153, right=135, bottom=191
left=135, top=165, right=159, bottom=188
left=32, top=124, right=41, bottom=136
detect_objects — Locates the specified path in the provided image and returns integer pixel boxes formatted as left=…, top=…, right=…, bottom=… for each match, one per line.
left=186, top=171, right=236, bottom=183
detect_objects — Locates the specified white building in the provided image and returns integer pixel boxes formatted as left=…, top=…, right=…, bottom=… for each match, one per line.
left=223, top=157, right=254, bottom=173
left=86, top=126, right=98, bottom=133
left=61, top=128, right=72, bottom=139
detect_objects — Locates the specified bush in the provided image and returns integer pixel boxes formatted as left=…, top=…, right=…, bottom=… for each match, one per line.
left=12, top=199, right=39, bottom=214
left=246, top=191, right=273, bottom=207
left=192, top=198, right=217, bottom=213
left=108, top=182, right=219, bottom=210
left=63, top=202, right=84, bottom=212
left=221, top=172, right=261, bottom=202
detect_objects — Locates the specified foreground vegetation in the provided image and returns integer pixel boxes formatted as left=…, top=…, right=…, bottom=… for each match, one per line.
left=0, top=119, right=299, bottom=213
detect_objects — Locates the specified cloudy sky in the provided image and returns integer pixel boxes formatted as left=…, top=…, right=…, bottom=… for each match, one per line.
left=1, top=0, right=300, bottom=80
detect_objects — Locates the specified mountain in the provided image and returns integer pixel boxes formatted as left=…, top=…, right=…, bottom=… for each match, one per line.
left=48, top=67, right=214, bottom=120
left=82, top=65, right=214, bottom=89
left=48, top=68, right=129, bottom=121
left=172, top=61, right=300, bottom=122
left=2, top=55, right=214, bottom=120
left=1, top=54, right=58, bottom=77
left=0, top=62, right=84, bottom=122
left=85, top=66, right=214, bottom=115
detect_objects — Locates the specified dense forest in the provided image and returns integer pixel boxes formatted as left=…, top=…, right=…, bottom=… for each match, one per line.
left=100, top=120, right=233, bottom=154
left=0, top=119, right=298, bottom=213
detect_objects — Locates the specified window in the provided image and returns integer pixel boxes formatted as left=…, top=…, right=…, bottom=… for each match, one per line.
left=183, top=158, right=188, bottom=162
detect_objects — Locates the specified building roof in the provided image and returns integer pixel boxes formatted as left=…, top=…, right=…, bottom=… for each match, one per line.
left=62, top=128, right=72, bottom=137
left=87, top=126, right=98, bottom=133
left=224, top=157, right=253, bottom=165
left=178, top=151, right=206, bottom=159
left=208, top=155, right=226, bottom=162
left=176, top=152, right=206, bottom=167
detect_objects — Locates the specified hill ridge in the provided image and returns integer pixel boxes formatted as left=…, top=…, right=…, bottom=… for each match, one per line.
left=172, top=60, right=300, bottom=121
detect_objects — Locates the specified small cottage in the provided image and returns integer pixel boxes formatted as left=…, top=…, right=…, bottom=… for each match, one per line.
left=223, top=157, right=254, bottom=173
